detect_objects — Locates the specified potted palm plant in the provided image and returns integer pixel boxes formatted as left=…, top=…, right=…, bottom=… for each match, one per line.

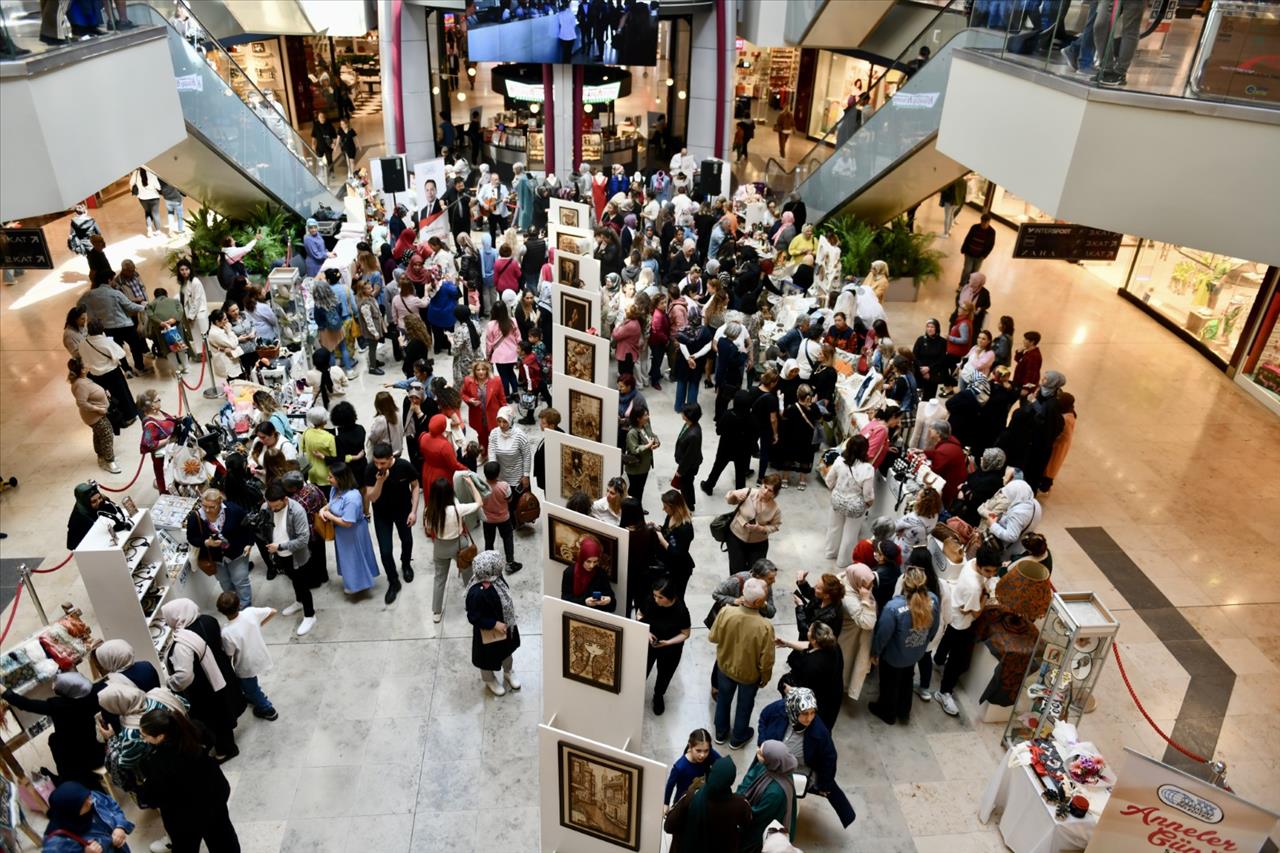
left=820, top=214, right=945, bottom=303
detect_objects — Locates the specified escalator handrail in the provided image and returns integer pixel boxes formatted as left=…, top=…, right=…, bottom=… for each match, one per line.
left=780, top=0, right=972, bottom=190
left=128, top=0, right=329, bottom=178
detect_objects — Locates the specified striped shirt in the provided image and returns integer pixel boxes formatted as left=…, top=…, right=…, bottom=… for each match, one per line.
left=486, top=426, right=531, bottom=487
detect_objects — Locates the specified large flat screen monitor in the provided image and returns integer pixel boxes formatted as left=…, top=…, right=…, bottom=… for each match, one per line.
left=466, top=0, right=659, bottom=66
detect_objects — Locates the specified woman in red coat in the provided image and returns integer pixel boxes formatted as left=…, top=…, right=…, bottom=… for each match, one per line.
left=461, top=360, right=507, bottom=455
left=419, top=413, right=465, bottom=491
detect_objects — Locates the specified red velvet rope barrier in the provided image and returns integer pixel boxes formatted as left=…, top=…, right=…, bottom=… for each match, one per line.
left=98, top=455, right=146, bottom=493
left=30, top=554, right=73, bottom=574
left=0, top=581, right=24, bottom=646
left=1111, top=643, right=1209, bottom=764
left=179, top=345, right=208, bottom=392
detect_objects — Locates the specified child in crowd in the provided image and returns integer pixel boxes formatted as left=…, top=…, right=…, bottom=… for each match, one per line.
left=216, top=592, right=279, bottom=721
left=145, top=287, right=189, bottom=375
left=481, top=461, right=521, bottom=573
left=663, top=728, right=721, bottom=809
left=517, top=340, right=543, bottom=424
left=355, top=278, right=387, bottom=376
left=460, top=439, right=482, bottom=472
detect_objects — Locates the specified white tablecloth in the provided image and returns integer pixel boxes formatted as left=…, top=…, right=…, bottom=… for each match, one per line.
left=979, top=751, right=1107, bottom=853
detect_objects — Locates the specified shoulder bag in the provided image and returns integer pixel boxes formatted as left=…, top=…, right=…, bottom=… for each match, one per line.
left=703, top=575, right=746, bottom=629
left=455, top=505, right=478, bottom=569
left=313, top=497, right=336, bottom=541
left=709, top=491, right=750, bottom=548
left=190, top=512, right=219, bottom=576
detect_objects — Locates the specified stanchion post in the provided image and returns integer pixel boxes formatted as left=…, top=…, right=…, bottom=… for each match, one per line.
left=15, top=565, right=48, bottom=626
left=1209, top=761, right=1229, bottom=789
left=200, top=331, right=222, bottom=399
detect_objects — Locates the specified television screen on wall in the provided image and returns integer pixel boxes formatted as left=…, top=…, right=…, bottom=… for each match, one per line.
left=466, top=0, right=659, bottom=66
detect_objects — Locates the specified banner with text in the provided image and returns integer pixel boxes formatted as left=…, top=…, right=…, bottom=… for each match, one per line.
left=1085, top=749, right=1277, bottom=853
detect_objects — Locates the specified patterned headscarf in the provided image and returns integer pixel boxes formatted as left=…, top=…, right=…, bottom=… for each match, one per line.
left=784, top=687, right=818, bottom=731
left=466, top=550, right=517, bottom=627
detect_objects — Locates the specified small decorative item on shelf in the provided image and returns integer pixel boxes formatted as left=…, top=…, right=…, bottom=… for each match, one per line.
left=1068, top=754, right=1106, bottom=785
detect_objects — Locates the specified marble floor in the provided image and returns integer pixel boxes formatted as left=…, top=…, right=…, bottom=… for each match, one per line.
left=2, top=193, right=1279, bottom=852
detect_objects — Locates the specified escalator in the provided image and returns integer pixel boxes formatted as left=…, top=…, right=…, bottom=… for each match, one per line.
left=127, top=0, right=340, bottom=219
left=770, top=1, right=1001, bottom=226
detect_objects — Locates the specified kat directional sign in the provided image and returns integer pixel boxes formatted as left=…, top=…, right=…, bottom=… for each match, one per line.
left=1085, top=748, right=1279, bottom=853
left=1012, top=223, right=1123, bottom=261
left=0, top=228, right=53, bottom=269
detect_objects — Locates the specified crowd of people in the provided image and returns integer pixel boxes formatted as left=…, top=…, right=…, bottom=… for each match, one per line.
left=40, top=123, right=1081, bottom=850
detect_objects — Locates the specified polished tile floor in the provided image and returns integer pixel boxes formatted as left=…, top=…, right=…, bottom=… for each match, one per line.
left=2, top=193, right=1278, bottom=852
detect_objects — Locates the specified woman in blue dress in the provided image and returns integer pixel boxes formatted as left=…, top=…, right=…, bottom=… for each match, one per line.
left=319, top=461, right=380, bottom=595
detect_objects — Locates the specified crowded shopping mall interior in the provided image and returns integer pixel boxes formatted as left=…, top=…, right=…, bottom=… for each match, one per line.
left=0, top=0, right=1278, bottom=851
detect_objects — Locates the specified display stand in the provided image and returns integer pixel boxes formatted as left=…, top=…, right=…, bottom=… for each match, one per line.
left=550, top=284, right=603, bottom=337
left=552, top=325, right=612, bottom=390
left=73, top=508, right=213, bottom=673
left=538, top=722, right=668, bottom=853
left=540, top=505, right=630, bottom=624
left=540, top=432, right=623, bottom=509
left=541, top=597, right=647, bottom=750
left=551, top=374, right=619, bottom=450
left=1003, top=592, right=1119, bottom=748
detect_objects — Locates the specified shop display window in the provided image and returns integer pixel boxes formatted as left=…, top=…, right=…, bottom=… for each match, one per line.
left=1242, top=297, right=1280, bottom=405
left=1125, top=242, right=1265, bottom=362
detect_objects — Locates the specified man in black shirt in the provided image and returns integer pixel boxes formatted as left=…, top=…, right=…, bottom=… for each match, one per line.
left=365, top=443, right=420, bottom=604
left=748, top=369, right=781, bottom=486
left=311, top=111, right=335, bottom=174
left=959, top=213, right=997, bottom=287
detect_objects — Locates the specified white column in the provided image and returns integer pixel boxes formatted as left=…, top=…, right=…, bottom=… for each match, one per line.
left=551, top=64, right=576, bottom=177
left=686, top=0, right=735, bottom=164
left=378, top=1, right=435, bottom=164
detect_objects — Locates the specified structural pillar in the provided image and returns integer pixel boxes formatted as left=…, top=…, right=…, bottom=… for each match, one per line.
left=687, top=0, right=735, bottom=164
left=380, top=0, right=435, bottom=165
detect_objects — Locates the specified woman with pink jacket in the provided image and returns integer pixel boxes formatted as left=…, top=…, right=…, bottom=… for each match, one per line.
left=611, top=303, right=645, bottom=378
left=483, top=301, right=522, bottom=396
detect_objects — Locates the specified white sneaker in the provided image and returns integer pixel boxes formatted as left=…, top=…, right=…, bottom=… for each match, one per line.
left=345, top=369, right=358, bottom=381
left=99, top=459, right=122, bottom=474
left=485, top=680, right=506, bottom=696
left=915, top=687, right=933, bottom=702
left=432, top=611, right=442, bottom=623
left=505, top=672, right=522, bottom=691
left=938, top=692, right=960, bottom=717
left=149, top=839, right=172, bottom=853
left=281, top=602, right=303, bottom=616
left=296, top=616, right=316, bottom=636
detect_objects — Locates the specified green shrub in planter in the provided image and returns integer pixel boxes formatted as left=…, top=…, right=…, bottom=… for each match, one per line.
left=820, top=213, right=945, bottom=284
left=169, top=203, right=302, bottom=278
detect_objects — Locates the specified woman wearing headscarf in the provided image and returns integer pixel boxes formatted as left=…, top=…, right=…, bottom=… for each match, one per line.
left=451, top=305, right=482, bottom=390
left=161, top=598, right=243, bottom=760
left=664, top=756, right=752, bottom=852
left=737, top=740, right=799, bottom=851
left=67, top=482, right=108, bottom=550
left=139, top=707, right=239, bottom=852
left=559, top=536, right=616, bottom=611
left=987, top=479, right=1043, bottom=559
left=464, top=550, right=522, bottom=696
left=2, top=673, right=103, bottom=787
left=486, top=406, right=532, bottom=513
left=41, top=781, right=134, bottom=853
left=757, top=688, right=856, bottom=827
left=836, top=563, right=878, bottom=701
left=955, top=447, right=1008, bottom=525
left=96, top=681, right=151, bottom=792
left=95, top=639, right=160, bottom=695
left=912, top=319, right=949, bottom=401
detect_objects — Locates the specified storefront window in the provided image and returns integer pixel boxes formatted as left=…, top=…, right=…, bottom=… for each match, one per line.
left=1243, top=312, right=1280, bottom=406
left=805, top=51, right=897, bottom=139
left=1126, top=242, right=1266, bottom=362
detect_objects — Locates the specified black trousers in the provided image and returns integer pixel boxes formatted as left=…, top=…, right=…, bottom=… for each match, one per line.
left=106, top=324, right=148, bottom=371
left=270, top=553, right=314, bottom=617
left=628, top=470, right=649, bottom=504
left=677, top=467, right=699, bottom=511
left=647, top=644, right=683, bottom=697
left=934, top=623, right=978, bottom=695
left=874, top=662, right=915, bottom=723
left=164, top=802, right=240, bottom=853
left=372, top=511, right=411, bottom=585
left=483, top=518, right=515, bottom=562
left=704, top=440, right=749, bottom=491
left=488, top=213, right=509, bottom=241
left=725, top=533, right=767, bottom=576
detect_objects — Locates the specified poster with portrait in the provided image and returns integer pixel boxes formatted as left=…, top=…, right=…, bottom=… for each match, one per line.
left=541, top=430, right=620, bottom=510
left=552, top=324, right=610, bottom=387
left=551, top=198, right=591, bottom=231
left=552, top=373, right=617, bottom=448
left=412, top=158, right=449, bottom=243
left=555, top=250, right=585, bottom=289
left=550, top=284, right=600, bottom=336
left=539, top=505, right=629, bottom=613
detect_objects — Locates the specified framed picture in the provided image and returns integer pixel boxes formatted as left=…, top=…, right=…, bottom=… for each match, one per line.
left=549, top=514, right=620, bottom=582
left=551, top=198, right=591, bottom=234
left=250, top=41, right=268, bottom=54
left=561, top=443, right=605, bottom=501
left=560, top=206, right=580, bottom=228
left=559, top=741, right=642, bottom=848
left=562, top=613, right=623, bottom=693
left=557, top=253, right=583, bottom=288
left=568, top=388, right=604, bottom=444
left=551, top=285, right=601, bottom=337
left=553, top=325, right=609, bottom=386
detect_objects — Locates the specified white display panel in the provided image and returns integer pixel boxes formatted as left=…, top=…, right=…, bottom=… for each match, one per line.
left=551, top=373, right=619, bottom=448
left=549, top=222, right=593, bottom=258
left=552, top=249, right=602, bottom=293
left=550, top=283, right=602, bottom=336
left=552, top=324, right=612, bottom=389
left=538, top=723, right=668, bottom=853
left=539, top=503, right=630, bottom=613
left=540, top=597, right=647, bottom=750
left=540, top=430, right=622, bottom=509
left=550, top=198, right=592, bottom=231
